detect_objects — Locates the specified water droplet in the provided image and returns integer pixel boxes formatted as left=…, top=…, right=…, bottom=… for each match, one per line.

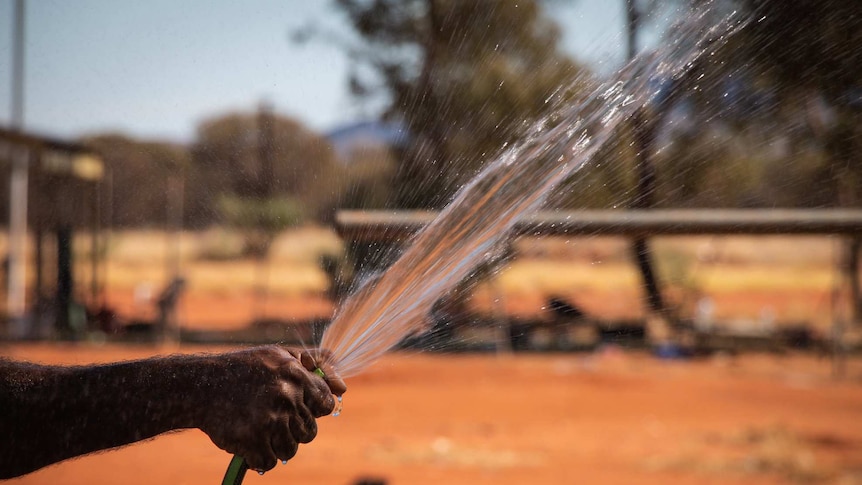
left=332, top=394, right=343, bottom=417
left=258, top=471, right=265, bottom=476
left=282, top=460, right=288, bottom=465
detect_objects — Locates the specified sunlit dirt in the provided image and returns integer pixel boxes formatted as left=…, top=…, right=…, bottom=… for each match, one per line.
left=4, top=344, right=861, bottom=485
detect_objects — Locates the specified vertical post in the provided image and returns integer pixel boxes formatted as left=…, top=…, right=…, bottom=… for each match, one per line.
left=257, top=102, right=274, bottom=198
left=101, top=166, right=114, bottom=308
left=164, top=175, right=184, bottom=283
left=90, top=181, right=100, bottom=305
left=56, top=226, right=73, bottom=336
left=849, top=236, right=861, bottom=326
left=254, top=102, right=275, bottom=323
left=161, top=172, right=184, bottom=343
left=626, top=0, right=668, bottom=321
left=31, top=156, right=43, bottom=336
left=625, top=0, right=639, bottom=61
left=7, top=0, right=29, bottom=335
left=34, top=228, right=42, bottom=308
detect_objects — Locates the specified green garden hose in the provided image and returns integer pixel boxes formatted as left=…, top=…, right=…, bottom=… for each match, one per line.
left=221, top=368, right=328, bottom=485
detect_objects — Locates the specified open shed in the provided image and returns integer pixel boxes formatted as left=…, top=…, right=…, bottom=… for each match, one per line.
left=0, top=127, right=106, bottom=338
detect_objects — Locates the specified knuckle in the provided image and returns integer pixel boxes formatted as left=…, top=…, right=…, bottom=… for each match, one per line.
left=317, top=393, right=336, bottom=416
left=304, top=381, right=334, bottom=411
left=290, top=414, right=317, bottom=444
left=259, top=345, right=288, bottom=364
left=299, top=351, right=316, bottom=370
left=278, top=380, right=303, bottom=406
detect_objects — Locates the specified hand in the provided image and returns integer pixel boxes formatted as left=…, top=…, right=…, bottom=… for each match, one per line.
left=296, top=348, right=347, bottom=396
left=195, top=346, right=346, bottom=472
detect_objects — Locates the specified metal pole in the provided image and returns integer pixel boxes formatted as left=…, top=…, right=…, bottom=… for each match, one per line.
left=625, top=0, right=639, bottom=60
left=10, top=0, right=25, bottom=127
left=90, top=182, right=100, bottom=304
left=7, top=0, right=29, bottom=335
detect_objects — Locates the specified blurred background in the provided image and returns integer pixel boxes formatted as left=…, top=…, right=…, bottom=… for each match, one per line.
left=1, top=1, right=861, bottom=484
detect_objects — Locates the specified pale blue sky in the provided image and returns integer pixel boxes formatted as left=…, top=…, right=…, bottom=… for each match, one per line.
left=0, top=1, right=665, bottom=143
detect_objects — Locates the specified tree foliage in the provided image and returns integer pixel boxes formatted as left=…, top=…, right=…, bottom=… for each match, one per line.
left=334, top=0, right=585, bottom=208
left=217, top=195, right=304, bottom=257
left=732, top=0, right=862, bottom=206
left=85, top=134, right=189, bottom=227
left=641, top=0, right=862, bottom=208
left=81, top=108, right=357, bottom=231
left=556, top=0, right=862, bottom=211
left=188, top=110, right=346, bottom=223
left=336, top=141, right=397, bottom=210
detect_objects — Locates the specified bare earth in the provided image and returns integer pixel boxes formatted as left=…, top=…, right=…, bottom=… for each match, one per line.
left=3, top=233, right=859, bottom=483
left=4, top=343, right=862, bottom=485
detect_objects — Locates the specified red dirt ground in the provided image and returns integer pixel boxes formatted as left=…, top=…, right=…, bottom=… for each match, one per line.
left=3, top=343, right=862, bottom=485
left=103, top=286, right=835, bottom=334
left=105, top=289, right=336, bottom=331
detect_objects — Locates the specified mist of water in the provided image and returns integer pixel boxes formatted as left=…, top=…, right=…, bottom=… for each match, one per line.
left=319, top=4, right=745, bottom=377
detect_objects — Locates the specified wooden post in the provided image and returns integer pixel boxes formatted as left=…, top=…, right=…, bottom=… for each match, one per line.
left=849, top=236, right=861, bottom=326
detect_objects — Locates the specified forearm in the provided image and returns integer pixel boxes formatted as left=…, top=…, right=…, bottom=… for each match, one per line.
left=0, top=346, right=343, bottom=478
left=0, top=355, right=211, bottom=479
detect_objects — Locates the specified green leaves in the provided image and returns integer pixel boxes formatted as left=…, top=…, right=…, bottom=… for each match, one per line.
left=217, top=195, right=304, bottom=258
left=335, top=0, right=584, bottom=208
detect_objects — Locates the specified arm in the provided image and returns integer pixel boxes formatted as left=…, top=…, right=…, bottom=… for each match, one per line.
left=0, top=345, right=346, bottom=479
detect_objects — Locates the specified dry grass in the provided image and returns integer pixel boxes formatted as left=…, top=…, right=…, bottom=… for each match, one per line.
left=3, top=228, right=848, bottom=329
left=642, top=424, right=861, bottom=484
left=82, top=226, right=341, bottom=296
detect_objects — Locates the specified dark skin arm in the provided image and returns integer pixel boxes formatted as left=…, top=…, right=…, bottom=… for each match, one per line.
left=0, top=345, right=346, bottom=479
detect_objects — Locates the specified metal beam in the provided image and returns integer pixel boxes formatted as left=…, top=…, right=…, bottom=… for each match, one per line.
left=336, top=209, right=862, bottom=242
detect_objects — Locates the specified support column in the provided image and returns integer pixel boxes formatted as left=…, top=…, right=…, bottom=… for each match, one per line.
left=56, top=226, right=73, bottom=336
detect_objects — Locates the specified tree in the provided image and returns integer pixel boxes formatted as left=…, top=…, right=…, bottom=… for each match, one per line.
left=625, top=0, right=862, bottom=321
left=337, top=141, right=398, bottom=210
left=728, top=0, right=862, bottom=320
left=85, top=134, right=189, bottom=228
left=333, top=0, right=584, bottom=208
left=188, top=108, right=345, bottom=226
left=732, top=0, right=862, bottom=206
left=632, top=0, right=862, bottom=210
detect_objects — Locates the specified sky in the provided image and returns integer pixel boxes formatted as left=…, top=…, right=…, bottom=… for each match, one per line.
left=0, top=1, right=665, bottom=143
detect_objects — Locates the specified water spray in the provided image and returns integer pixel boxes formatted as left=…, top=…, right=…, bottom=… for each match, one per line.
left=219, top=4, right=743, bottom=483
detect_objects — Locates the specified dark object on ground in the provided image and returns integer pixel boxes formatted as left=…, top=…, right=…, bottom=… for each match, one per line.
left=547, top=296, right=586, bottom=320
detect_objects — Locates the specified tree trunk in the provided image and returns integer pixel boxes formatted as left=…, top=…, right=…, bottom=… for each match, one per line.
left=626, top=0, right=667, bottom=316
left=396, top=0, right=449, bottom=209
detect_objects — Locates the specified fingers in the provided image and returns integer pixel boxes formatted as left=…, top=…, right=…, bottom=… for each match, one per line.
left=321, top=364, right=347, bottom=396
left=242, top=440, right=278, bottom=473
left=242, top=415, right=311, bottom=471
left=291, top=347, right=349, bottom=397
left=318, top=362, right=348, bottom=396
left=289, top=404, right=318, bottom=444
left=270, top=419, right=300, bottom=464
left=241, top=413, right=311, bottom=472
left=287, top=364, right=335, bottom=417
left=299, top=351, right=317, bottom=373
left=311, top=349, right=347, bottom=395
left=206, top=346, right=345, bottom=472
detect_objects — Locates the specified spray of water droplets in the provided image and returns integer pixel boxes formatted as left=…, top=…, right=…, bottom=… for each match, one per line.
left=318, top=3, right=746, bottom=378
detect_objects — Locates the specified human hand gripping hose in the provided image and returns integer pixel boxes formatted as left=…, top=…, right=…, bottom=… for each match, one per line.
left=221, top=368, right=339, bottom=485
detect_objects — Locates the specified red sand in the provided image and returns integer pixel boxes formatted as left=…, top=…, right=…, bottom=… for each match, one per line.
left=4, top=343, right=862, bottom=485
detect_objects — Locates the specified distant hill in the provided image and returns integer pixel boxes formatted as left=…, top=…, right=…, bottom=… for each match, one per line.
left=326, top=120, right=409, bottom=160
